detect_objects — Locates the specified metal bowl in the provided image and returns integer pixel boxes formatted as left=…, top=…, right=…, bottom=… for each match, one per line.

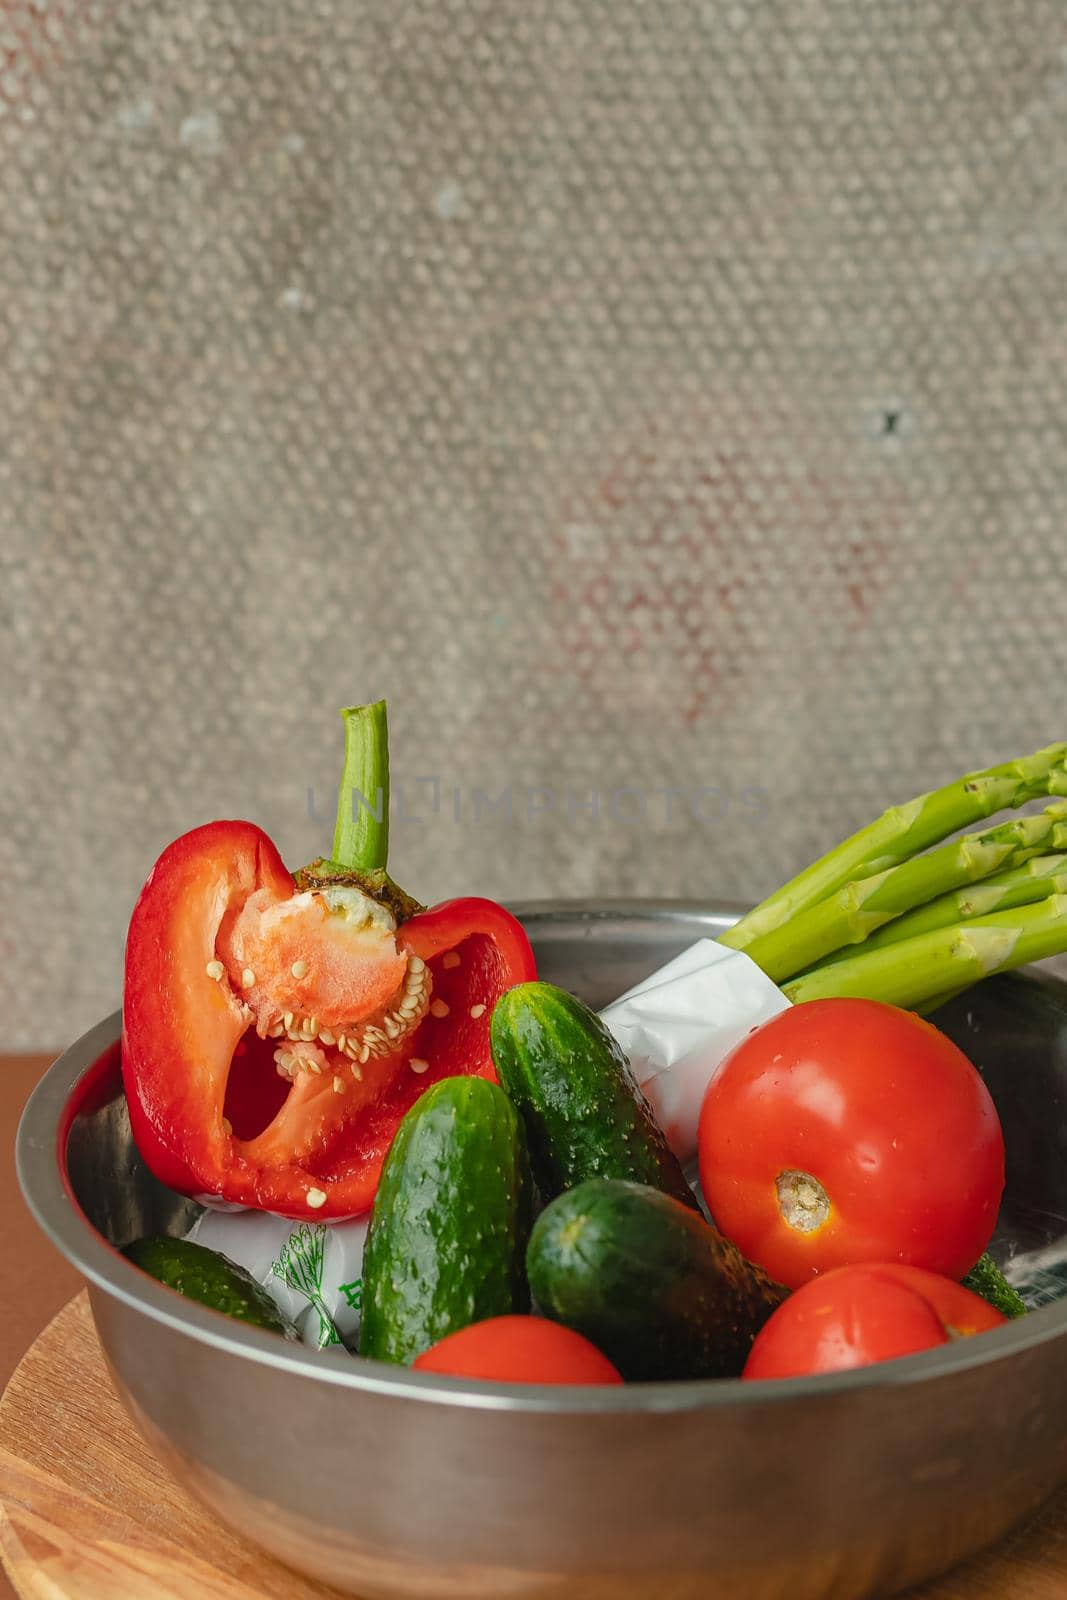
left=17, top=901, right=1067, bottom=1600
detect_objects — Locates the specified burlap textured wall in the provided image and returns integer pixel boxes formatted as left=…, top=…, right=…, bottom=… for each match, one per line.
left=2, top=1, right=1065, bottom=1048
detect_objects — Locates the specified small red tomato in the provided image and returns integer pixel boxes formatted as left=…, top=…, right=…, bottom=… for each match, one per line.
left=698, top=998, right=1004, bottom=1288
left=743, top=1262, right=1008, bottom=1379
left=412, top=1316, right=624, bottom=1385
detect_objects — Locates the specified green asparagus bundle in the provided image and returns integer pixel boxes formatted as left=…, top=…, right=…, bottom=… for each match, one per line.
left=719, top=743, right=1067, bottom=1010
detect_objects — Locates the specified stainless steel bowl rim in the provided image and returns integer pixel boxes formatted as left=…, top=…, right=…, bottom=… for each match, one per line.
left=18, top=898, right=1067, bottom=1414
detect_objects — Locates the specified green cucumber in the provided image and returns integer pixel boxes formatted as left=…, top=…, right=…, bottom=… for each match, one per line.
left=962, top=1252, right=1027, bottom=1319
left=125, top=1235, right=299, bottom=1339
left=490, top=981, right=698, bottom=1210
left=527, top=1178, right=788, bottom=1380
left=359, top=1075, right=532, bottom=1364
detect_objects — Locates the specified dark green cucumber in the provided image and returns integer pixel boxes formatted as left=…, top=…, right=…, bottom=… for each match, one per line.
left=962, top=1252, right=1027, bottom=1319
left=359, top=1075, right=532, bottom=1363
left=125, top=1236, right=298, bottom=1339
left=490, top=981, right=698, bottom=1210
left=527, top=1178, right=788, bottom=1380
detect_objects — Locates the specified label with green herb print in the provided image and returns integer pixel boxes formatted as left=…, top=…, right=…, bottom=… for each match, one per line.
left=187, top=1207, right=369, bottom=1349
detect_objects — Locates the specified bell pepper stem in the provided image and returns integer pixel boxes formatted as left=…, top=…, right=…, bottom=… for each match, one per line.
left=331, top=701, right=390, bottom=873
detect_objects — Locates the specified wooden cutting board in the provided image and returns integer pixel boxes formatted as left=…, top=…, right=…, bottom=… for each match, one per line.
left=2, top=1295, right=1067, bottom=1600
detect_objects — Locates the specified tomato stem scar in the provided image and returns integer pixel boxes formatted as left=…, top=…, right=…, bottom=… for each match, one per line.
left=776, top=1169, right=831, bottom=1233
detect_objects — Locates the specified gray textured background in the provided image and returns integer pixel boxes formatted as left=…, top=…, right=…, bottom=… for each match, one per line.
left=2, top=0, right=1066, bottom=1049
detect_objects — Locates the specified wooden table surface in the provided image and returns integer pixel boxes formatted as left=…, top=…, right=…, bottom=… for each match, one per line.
left=1, top=1056, right=80, bottom=1600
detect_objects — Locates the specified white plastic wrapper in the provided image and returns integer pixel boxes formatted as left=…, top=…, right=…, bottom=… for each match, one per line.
left=599, top=938, right=790, bottom=1163
left=187, top=1208, right=369, bottom=1350
left=184, top=938, right=787, bottom=1342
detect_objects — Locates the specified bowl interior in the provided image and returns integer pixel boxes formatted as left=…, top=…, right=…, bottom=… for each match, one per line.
left=63, top=901, right=741, bottom=1251
left=56, top=901, right=1067, bottom=1313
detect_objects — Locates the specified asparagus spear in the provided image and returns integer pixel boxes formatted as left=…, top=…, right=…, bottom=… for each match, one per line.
left=743, top=807, right=1067, bottom=983
left=913, top=986, right=972, bottom=1016
left=722, top=744, right=1067, bottom=953
left=784, top=895, right=1067, bottom=1011
left=814, top=852, right=1067, bottom=966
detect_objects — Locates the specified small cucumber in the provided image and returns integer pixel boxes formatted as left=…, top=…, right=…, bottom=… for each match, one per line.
left=359, top=1075, right=532, bottom=1364
left=490, top=981, right=698, bottom=1210
left=962, top=1252, right=1027, bottom=1319
left=125, top=1235, right=299, bottom=1339
left=527, top=1178, right=788, bottom=1380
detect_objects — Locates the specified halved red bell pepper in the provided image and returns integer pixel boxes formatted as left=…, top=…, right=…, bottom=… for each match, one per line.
left=121, top=705, right=536, bottom=1218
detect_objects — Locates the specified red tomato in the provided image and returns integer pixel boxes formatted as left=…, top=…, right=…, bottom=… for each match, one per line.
left=698, top=998, right=1004, bottom=1288
left=412, top=1316, right=623, bottom=1385
left=743, top=1262, right=1007, bottom=1380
